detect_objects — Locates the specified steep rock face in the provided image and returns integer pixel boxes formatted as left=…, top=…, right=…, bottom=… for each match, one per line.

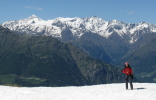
left=0, top=26, right=125, bottom=86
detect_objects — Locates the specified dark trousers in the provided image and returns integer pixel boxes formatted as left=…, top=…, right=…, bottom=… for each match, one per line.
left=125, top=75, right=133, bottom=89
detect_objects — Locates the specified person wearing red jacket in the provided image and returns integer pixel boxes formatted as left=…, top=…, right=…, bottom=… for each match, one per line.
left=122, top=62, right=133, bottom=90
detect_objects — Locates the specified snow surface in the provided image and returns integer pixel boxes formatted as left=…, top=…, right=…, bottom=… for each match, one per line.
left=0, top=83, right=155, bottom=100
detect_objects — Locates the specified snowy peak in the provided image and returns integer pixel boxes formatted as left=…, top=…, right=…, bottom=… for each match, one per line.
left=27, top=14, right=42, bottom=20
left=83, top=16, right=106, bottom=23
left=55, top=17, right=79, bottom=22
left=21, top=15, right=42, bottom=24
left=2, top=15, right=156, bottom=43
left=109, top=20, right=120, bottom=24
left=28, top=14, right=38, bottom=19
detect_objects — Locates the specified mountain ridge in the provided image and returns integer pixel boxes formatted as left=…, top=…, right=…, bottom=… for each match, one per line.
left=3, top=15, right=156, bottom=44
left=2, top=15, right=156, bottom=82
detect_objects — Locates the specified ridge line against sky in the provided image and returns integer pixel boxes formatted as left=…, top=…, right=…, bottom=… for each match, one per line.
left=0, top=0, right=156, bottom=24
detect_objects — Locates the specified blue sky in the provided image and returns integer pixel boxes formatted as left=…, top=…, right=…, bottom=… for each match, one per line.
left=0, top=0, right=156, bottom=24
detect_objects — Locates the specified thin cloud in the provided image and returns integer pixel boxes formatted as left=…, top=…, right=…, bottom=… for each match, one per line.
left=36, top=8, right=43, bottom=10
left=128, top=11, right=135, bottom=15
left=25, top=6, right=43, bottom=10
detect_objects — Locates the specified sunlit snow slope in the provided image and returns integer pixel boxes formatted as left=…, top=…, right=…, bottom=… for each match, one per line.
left=0, top=83, right=155, bottom=100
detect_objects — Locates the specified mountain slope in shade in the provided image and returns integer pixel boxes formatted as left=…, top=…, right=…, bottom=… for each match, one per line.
left=120, top=33, right=156, bottom=82
left=0, top=83, right=155, bottom=100
left=0, top=26, right=125, bottom=86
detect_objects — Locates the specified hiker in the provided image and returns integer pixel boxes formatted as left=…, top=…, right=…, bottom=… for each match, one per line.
left=122, top=62, right=133, bottom=90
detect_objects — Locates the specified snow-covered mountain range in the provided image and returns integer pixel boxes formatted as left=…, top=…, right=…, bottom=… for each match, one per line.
left=2, top=15, right=156, bottom=43
left=2, top=15, right=156, bottom=82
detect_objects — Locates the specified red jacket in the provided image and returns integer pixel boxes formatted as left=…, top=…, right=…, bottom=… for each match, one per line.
left=122, top=67, right=132, bottom=75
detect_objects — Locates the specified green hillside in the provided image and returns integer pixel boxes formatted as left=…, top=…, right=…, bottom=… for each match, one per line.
left=0, top=26, right=124, bottom=86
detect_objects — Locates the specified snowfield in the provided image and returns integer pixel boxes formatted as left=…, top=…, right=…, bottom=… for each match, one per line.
left=0, top=83, right=155, bottom=100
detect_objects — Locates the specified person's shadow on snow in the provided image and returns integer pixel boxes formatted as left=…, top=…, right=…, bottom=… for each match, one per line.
left=135, top=87, right=146, bottom=90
